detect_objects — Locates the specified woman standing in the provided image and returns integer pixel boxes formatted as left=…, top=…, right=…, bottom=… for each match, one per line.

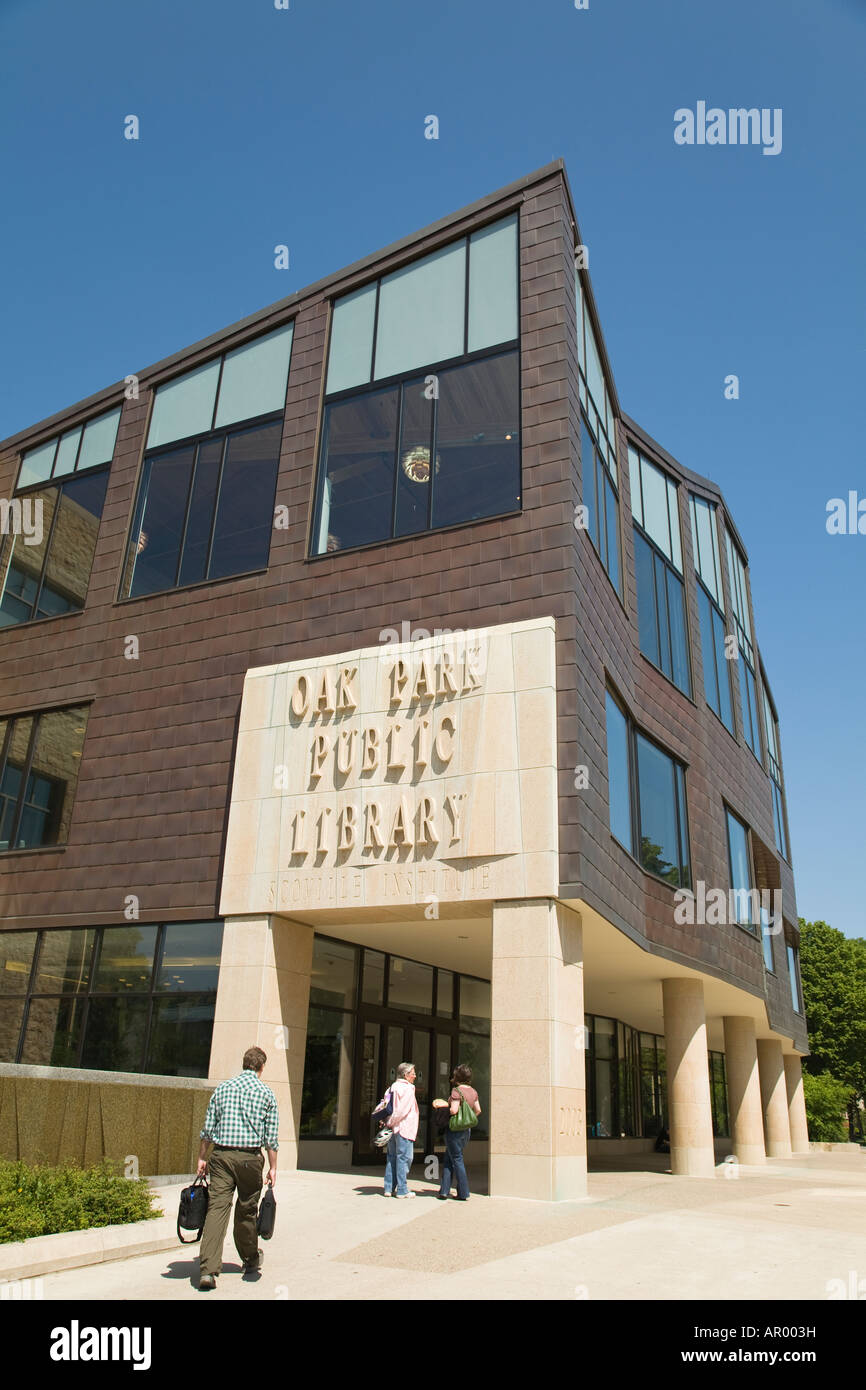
left=437, top=1064, right=482, bottom=1201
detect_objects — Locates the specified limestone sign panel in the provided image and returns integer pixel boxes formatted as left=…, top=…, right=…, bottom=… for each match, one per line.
left=219, top=617, right=558, bottom=917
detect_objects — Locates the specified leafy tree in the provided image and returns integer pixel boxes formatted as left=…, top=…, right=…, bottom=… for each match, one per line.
left=798, top=918, right=866, bottom=1139
left=801, top=1074, right=850, bottom=1143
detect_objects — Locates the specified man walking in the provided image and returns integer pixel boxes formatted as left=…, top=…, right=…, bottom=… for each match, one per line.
left=378, top=1061, right=419, bottom=1198
left=196, top=1045, right=279, bottom=1291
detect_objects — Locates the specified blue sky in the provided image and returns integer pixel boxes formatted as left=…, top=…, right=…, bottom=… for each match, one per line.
left=1, top=0, right=863, bottom=936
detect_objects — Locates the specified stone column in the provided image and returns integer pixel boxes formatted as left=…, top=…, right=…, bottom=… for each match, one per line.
left=757, top=1038, right=793, bottom=1158
left=783, top=1053, right=810, bottom=1153
left=722, top=1016, right=766, bottom=1165
left=208, top=913, right=314, bottom=1172
left=662, top=977, right=716, bottom=1177
left=489, top=899, right=586, bottom=1201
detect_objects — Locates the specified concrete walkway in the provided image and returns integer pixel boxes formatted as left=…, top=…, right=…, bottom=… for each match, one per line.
left=29, top=1150, right=866, bottom=1301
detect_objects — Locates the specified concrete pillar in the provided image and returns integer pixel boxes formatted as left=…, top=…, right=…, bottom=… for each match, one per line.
left=489, top=898, right=586, bottom=1201
left=757, top=1038, right=793, bottom=1158
left=722, top=1016, right=766, bottom=1165
left=784, top=1054, right=810, bottom=1153
left=662, top=977, right=716, bottom=1177
left=208, top=913, right=314, bottom=1171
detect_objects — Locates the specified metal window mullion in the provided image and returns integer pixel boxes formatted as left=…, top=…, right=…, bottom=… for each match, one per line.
left=203, top=434, right=229, bottom=580
left=427, top=382, right=438, bottom=532
left=463, top=234, right=470, bottom=356
left=210, top=356, right=226, bottom=432
left=370, top=282, right=381, bottom=382
left=174, top=443, right=200, bottom=587
left=7, top=715, right=40, bottom=850
left=390, top=384, right=404, bottom=539
left=46, top=438, right=61, bottom=480
left=30, top=481, right=66, bottom=619
left=629, top=720, right=640, bottom=862
left=672, top=760, right=685, bottom=886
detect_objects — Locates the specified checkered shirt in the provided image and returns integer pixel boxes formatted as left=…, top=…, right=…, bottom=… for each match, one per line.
left=201, top=1069, right=280, bottom=1150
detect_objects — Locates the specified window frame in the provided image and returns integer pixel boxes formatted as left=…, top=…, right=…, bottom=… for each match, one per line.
left=632, top=519, right=693, bottom=697
left=3, top=921, right=224, bottom=1072
left=14, top=406, right=121, bottom=493
left=761, top=672, right=791, bottom=863
left=724, top=804, right=760, bottom=938
left=695, top=573, right=736, bottom=736
left=0, top=463, right=111, bottom=630
left=724, top=529, right=763, bottom=764
left=581, top=407, right=622, bottom=598
left=120, top=412, right=285, bottom=602
left=786, top=941, right=803, bottom=1014
left=310, top=337, right=522, bottom=558
left=0, top=703, right=90, bottom=855
left=605, top=684, right=692, bottom=890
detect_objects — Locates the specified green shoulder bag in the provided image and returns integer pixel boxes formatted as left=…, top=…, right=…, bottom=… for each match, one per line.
left=448, top=1086, right=478, bottom=1132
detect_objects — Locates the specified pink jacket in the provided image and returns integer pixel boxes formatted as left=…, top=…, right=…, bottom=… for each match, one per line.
left=384, top=1080, right=419, bottom=1141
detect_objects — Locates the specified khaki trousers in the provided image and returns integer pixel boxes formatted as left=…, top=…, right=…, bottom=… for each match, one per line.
left=199, top=1149, right=264, bottom=1276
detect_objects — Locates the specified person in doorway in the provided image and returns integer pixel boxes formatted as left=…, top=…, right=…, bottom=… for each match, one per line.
left=377, top=1061, right=419, bottom=1198
left=195, top=1045, right=279, bottom=1291
left=437, top=1064, right=482, bottom=1201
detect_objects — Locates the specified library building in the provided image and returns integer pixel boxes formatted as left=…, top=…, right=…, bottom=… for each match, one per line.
left=0, top=162, right=808, bottom=1199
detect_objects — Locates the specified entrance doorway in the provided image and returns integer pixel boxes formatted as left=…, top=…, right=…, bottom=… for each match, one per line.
left=353, top=1010, right=456, bottom=1163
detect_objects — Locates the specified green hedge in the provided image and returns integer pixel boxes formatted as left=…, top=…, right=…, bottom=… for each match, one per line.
left=802, top=1072, right=851, bottom=1143
left=0, top=1159, right=161, bottom=1244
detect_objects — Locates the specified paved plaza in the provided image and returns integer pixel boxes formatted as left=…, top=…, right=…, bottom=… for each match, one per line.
left=32, top=1150, right=866, bottom=1302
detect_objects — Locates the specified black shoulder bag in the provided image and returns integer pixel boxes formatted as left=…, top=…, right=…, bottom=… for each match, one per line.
left=177, top=1174, right=210, bottom=1244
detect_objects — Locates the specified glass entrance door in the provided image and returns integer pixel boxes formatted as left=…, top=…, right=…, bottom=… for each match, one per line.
left=352, top=1015, right=453, bottom=1163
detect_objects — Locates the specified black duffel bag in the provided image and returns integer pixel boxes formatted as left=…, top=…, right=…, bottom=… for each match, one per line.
left=177, top=1174, right=210, bottom=1243
left=256, top=1183, right=276, bottom=1240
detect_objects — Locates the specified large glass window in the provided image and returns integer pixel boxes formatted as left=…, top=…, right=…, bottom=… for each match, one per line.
left=605, top=691, right=691, bottom=887
left=146, top=326, right=293, bottom=450
left=762, top=677, right=789, bottom=861
left=787, top=943, right=802, bottom=1013
left=314, top=215, right=519, bottom=554
left=636, top=734, right=691, bottom=888
left=300, top=1008, right=355, bottom=1137
left=630, top=447, right=690, bottom=694
left=696, top=583, right=734, bottom=733
left=0, top=921, right=223, bottom=1075
left=605, top=690, right=633, bottom=853
left=724, top=530, right=761, bottom=759
left=581, top=413, right=620, bottom=595
left=15, top=407, right=120, bottom=490
left=388, top=957, right=434, bottom=1015
left=726, top=808, right=757, bottom=931
left=122, top=419, right=282, bottom=597
left=0, top=471, right=109, bottom=629
left=576, top=269, right=619, bottom=594
left=690, top=494, right=735, bottom=732
left=709, top=1052, right=729, bottom=1136
left=575, top=271, right=617, bottom=474
left=0, top=706, right=89, bottom=851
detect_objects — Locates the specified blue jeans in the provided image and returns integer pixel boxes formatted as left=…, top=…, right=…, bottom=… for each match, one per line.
left=384, top=1133, right=414, bottom=1195
left=439, top=1126, right=471, bottom=1199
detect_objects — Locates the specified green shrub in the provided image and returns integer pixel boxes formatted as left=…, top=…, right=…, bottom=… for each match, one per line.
left=0, top=1159, right=161, bottom=1244
left=802, top=1072, right=851, bottom=1142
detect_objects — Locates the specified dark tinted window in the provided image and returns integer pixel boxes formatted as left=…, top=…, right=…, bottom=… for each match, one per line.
left=431, top=352, right=520, bottom=530
left=316, top=387, right=398, bottom=553
left=636, top=733, right=690, bottom=888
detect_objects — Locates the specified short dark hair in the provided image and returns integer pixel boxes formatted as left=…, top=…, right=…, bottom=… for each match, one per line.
left=243, top=1046, right=267, bottom=1072
left=452, top=1064, right=472, bottom=1085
